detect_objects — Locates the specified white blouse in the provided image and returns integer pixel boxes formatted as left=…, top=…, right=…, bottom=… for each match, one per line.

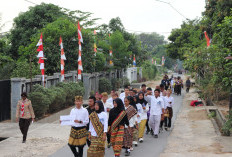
left=137, top=103, right=149, bottom=120
left=164, top=96, right=174, bottom=108
left=89, top=112, right=108, bottom=137
left=70, top=106, right=89, bottom=127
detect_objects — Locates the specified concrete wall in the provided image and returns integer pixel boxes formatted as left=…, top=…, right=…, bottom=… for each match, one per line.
left=10, top=68, right=142, bottom=121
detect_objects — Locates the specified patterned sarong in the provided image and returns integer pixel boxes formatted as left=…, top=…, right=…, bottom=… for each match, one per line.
left=126, top=105, right=137, bottom=120
left=68, top=126, right=87, bottom=146
left=89, top=112, right=104, bottom=137
left=111, top=125, right=125, bottom=156
left=87, top=136, right=105, bottom=157
left=110, top=111, right=126, bottom=133
left=123, top=127, right=134, bottom=147
left=167, top=107, right=173, bottom=118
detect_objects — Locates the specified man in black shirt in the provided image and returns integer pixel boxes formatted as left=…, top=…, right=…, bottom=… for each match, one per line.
left=86, top=96, right=96, bottom=147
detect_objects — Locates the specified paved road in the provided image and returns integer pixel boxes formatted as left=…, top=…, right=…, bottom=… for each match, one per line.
left=50, top=89, right=185, bottom=157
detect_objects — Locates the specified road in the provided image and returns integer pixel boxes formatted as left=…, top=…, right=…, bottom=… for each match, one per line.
left=50, top=87, right=185, bottom=157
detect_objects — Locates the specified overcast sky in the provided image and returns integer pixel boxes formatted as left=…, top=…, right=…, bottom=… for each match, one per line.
left=0, top=0, right=206, bottom=39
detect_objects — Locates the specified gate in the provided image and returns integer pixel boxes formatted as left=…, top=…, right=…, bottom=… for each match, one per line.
left=0, top=80, right=11, bottom=122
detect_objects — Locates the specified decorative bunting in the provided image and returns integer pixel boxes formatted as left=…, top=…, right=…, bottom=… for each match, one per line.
left=109, top=33, right=113, bottom=66
left=204, top=31, right=211, bottom=47
left=94, top=30, right=97, bottom=56
left=162, top=56, right=165, bottom=66
left=59, top=37, right=66, bottom=82
left=77, top=22, right=83, bottom=80
left=36, top=33, right=45, bottom=84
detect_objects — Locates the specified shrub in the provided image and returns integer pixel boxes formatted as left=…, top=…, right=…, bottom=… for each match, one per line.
left=141, top=61, right=158, bottom=80
left=122, top=77, right=130, bottom=87
left=99, top=78, right=112, bottom=94
left=28, top=91, right=50, bottom=118
left=28, top=82, right=85, bottom=118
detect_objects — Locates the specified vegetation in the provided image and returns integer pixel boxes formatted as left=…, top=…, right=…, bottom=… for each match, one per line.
left=28, top=82, right=84, bottom=118
left=166, top=0, right=232, bottom=135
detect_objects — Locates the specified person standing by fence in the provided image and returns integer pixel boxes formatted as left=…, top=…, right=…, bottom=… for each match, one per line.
left=16, top=92, right=35, bottom=143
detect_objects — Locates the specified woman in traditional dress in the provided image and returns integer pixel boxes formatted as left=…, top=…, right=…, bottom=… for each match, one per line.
left=87, top=101, right=108, bottom=157
left=68, top=96, right=89, bottom=157
left=164, top=89, right=174, bottom=131
left=123, top=96, right=138, bottom=156
left=108, top=98, right=129, bottom=157
left=136, top=92, right=149, bottom=142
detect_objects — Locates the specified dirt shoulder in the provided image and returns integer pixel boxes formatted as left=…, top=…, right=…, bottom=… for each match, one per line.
left=160, top=87, right=232, bottom=157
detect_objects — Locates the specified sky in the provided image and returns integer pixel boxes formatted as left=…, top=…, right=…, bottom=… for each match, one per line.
left=0, top=0, right=206, bottom=40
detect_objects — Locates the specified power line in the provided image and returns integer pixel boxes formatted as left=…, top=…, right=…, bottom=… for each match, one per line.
left=24, top=0, right=38, bottom=5
left=154, top=0, right=188, bottom=20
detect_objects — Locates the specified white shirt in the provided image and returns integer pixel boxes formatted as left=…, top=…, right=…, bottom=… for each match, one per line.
left=106, top=97, right=113, bottom=105
left=136, top=103, right=143, bottom=123
left=164, top=96, right=174, bottom=108
left=139, top=102, right=149, bottom=120
left=103, top=101, right=114, bottom=117
left=70, top=106, right=89, bottom=127
left=89, top=112, right=108, bottom=137
left=145, top=96, right=164, bottom=116
left=125, top=105, right=138, bottom=128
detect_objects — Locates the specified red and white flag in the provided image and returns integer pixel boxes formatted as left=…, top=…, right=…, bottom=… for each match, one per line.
left=204, top=31, right=210, bottom=47
left=36, top=33, right=45, bottom=83
left=152, top=58, right=154, bottom=64
left=78, top=22, right=83, bottom=80
left=59, top=37, right=66, bottom=82
left=155, top=59, right=157, bottom=65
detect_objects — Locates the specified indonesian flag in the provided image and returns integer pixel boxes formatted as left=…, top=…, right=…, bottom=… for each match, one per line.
left=204, top=31, right=210, bottom=47
left=36, top=33, right=45, bottom=82
left=152, top=58, right=154, bottom=64
left=60, top=37, right=66, bottom=82
left=162, top=56, right=165, bottom=66
left=155, top=59, right=157, bottom=65
left=78, top=22, right=83, bottom=80
left=133, top=55, right=136, bottom=67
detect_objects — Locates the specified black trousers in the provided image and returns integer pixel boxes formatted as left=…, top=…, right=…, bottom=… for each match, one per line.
left=164, top=117, right=172, bottom=128
left=146, top=118, right=150, bottom=132
left=68, top=144, right=84, bottom=157
left=19, top=118, right=31, bottom=141
left=107, top=132, right=111, bottom=144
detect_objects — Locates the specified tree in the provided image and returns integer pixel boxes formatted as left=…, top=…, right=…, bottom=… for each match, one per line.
left=8, top=3, right=66, bottom=59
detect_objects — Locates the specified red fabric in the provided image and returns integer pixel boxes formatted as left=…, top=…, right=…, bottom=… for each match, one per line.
left=190, top=100, right=198, bottom=106
left=204, top=31, right=210, bottom=47
left=21, top=101, right=25, bottom=117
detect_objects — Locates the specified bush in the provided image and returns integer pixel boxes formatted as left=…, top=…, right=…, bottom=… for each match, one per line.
left=28, top=92, right=50, bottom=118
left=99, top=78, right=112, bottom=94
left=28, top=82, right=84, bottom=118
left=222, top=110, right=232, bottom=136
left=122, top=77, right=130, bottom=87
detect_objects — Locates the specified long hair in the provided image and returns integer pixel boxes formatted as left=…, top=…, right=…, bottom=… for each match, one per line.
left=127, top=96, right=138, bottom=111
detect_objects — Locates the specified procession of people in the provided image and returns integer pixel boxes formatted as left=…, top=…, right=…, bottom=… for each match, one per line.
left=16, top=74, right=181, bottom=157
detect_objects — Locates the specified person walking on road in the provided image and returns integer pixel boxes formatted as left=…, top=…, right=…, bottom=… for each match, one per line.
left=164, top=89, right=174, bottom=131
left=87, top=101, right=108, bottom=157
left=137, top=92, right=149, bottom=143
left=16, top=92, right=35, bottom=143
left=186, top=77, right=191, bottom=93
left=108, top=98, right=129, bottom=157
left=123, top=96, right=138, bottom=156
left=145, top=89, right=164, bottom=138
left=67, top=96, right=89, bottom=157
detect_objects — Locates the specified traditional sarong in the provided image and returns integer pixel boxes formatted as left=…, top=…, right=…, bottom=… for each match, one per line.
left=126, top=105, right=137, bottom=120
left=89, top=112, right=104, bottom=137
left=68, top=126, right=87, bottom=146
left=167, top=107, right=173, bottom=118
left=110, top=111, right=126, bottom=133
left=111, top=125, right=125, bottom=156
left=87, top=136, right=105, bottom=157
left=87, top=112, right=105, bottom=157
left=138, top=119, right=147, bottom=138
left=123, top=127, right=134, bottom=147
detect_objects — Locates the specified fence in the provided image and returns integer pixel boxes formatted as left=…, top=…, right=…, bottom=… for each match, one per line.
left=9, top=67, right=142, bottom=122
